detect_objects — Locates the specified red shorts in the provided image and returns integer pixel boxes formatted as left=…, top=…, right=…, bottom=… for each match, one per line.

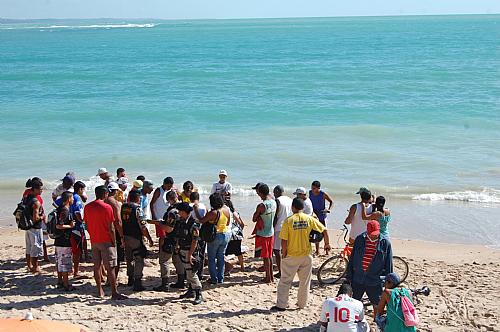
left=155, top=224, right=166, bottom=238
left=70, top=233, right=83, bottom=257
left=255, top=235, right=274, bottom=258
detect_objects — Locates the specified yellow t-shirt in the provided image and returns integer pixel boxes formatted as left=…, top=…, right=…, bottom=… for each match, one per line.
left=279, top=212, right=326, bottom=257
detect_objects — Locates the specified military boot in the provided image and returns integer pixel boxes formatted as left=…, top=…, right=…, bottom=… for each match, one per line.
left=193, top=289, right=203, bottom=305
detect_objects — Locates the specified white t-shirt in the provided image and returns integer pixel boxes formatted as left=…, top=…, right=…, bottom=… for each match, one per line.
left=52, top=184, right=74, bottom=199
left=350, top=203, right=373, bottom=240
left=319, top=295, right=368, bottom=332
left=303, top=197, right=314, bottom=216
left=274, top=195, right=293, bottom=232
left=190, top=202, right=207, bottom=221
left=211, top=181, right=232, bottom=195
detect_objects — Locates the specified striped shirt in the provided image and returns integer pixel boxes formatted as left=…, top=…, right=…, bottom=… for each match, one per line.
left=362, top=238, right=378, bottom=271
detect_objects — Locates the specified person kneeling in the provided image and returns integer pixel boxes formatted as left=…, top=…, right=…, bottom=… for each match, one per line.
left=121, top=190, right=154, bottom=291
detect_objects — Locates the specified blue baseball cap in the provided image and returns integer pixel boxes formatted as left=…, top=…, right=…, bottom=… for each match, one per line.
left=381, top=272, right=401, bottom=286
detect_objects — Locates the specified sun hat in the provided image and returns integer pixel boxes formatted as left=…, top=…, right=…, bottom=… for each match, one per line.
left=367, top=220, right=380, bottom=237
left=132, top=180, right=143, bottom=189
left=293, top=187, right=307, bottom=195
left=96, top=168, right=108, bottom=176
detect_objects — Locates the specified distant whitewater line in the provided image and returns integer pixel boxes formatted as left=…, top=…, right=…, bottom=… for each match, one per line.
left=0, top=23, right=157, bottom=30
left=412, top=188, right=500, bottom=204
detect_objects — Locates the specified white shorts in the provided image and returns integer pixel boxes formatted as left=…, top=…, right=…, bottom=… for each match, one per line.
left=25, top=228, right=43, bottom=257
left=55, top=247, right=73, bottom=273
left=273, top=230, right=281, bottom=250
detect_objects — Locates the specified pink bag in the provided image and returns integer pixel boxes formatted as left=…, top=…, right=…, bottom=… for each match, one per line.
left=401, top=293, right=419, bottom=327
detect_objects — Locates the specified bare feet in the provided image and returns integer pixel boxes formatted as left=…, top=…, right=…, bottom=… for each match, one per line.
left=97, top=288, right=105, bottom=298
left=111, top=293, right=128, bottom=300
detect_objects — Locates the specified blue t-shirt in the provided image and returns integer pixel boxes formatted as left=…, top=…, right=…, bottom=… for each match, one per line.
left=379, top=215, right=391, bottom=237
left=140, top=194, right=148, bottom=214
left=54, top=193, right=84, bottom=231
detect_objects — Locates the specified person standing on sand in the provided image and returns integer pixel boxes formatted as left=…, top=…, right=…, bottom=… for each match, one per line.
left=293, top=187, right=314, bottom=216
left=345, top=187, right=373, bottom=245
left=23, top=178, right=49, bottom=262
left=22, top=178, right=45, bottom=274
left=121, top=189, right=154, bottom=292
left=140, top=180, right=154, bottom=216
left=194, top=193, right=231, bottom=284
left=176, top=202, right=204, bottom=305
left=54, top=181, right=86, bottom=278
left=106, top=182, right=125, bottom=280
left=211, top=169, right=233, bottom=204
left=363, top=196, right=391, bottom=238
left=84, top=185, right=127, bottom=300
left=253, top=184, right=277, bottom=283
left=116, top=167, right=126, bottom=179
left=54, top=191, right=76, bottom=291
left=272, top=198, right=330, bottom=311
left=51, top=174, right=75, bottom=202
left=346, top=220, right=393, bottom=313
left=97, top=168, right=113, bottom=186
left=189, top=191, right=207, bottom=279
left=115, top=177, right=128, bottom=204
left=150, top=177, right=176, bottom=291
left=224, top=200, right=245, bottom=274
left=309, top=181, right=334, bottom=256
left=272, top=185, right=293, bottom=279
left=178, top=180, right=194, bottom=203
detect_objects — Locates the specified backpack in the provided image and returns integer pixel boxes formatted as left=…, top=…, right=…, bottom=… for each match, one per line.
left=200, top=210, right=219, bottom=243
left=13, top=197, right=36, bottom=230
left=46, top=209, right=60, bottom=239
left=400, top=290, right=419, bottom=326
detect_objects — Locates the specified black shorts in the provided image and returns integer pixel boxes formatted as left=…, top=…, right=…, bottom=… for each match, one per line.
left=225, top=240, right=242, bottom=256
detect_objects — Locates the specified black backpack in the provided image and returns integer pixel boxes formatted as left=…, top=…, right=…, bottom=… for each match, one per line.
left=200, top=210, right=219, bottom=243
left=13, top=197, right=36, bottom=230
left=46, top=209, right=60, bottom=239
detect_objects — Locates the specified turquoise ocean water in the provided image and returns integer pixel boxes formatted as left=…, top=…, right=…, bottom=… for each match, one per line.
left=1, top=15, right=499, bottom=245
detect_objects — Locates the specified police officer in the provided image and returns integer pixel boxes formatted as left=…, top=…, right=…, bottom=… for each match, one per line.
left=121, top=189, right=154, bottom=291
left=175, top=202, right=204, bottom=305
left=148, top=203, right=186, bottom=291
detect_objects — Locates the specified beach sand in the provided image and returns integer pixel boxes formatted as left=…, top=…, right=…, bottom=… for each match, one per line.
left=0, top=227, right=499, bottom=332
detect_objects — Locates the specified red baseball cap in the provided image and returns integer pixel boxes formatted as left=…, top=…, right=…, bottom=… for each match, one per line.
left=367, top=220, right=380, bottom=237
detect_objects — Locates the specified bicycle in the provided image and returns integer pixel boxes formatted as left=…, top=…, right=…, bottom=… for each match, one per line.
left=317, top=225, right=409, bottom=285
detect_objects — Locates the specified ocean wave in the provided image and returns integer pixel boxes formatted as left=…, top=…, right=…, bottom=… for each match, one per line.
left=412, top=188, right=500, bottom=204
left=0, top=23, right=157, bottom=30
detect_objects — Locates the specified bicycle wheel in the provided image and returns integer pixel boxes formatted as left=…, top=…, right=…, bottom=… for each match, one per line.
left=317, top=255, right=348, bottom=285
left=393, top=256, right=409, bottom=283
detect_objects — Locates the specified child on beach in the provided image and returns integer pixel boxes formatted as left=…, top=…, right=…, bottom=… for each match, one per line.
left=55, top=191, right=76, bottom=291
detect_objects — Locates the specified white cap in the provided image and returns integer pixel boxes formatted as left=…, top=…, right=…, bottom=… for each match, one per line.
left=219, top=169, right=228, bottom=176
left=96, top=168, right=108, bottom=176
left=117, top=177, right=129, bottom=185
left=293, top=187, right=307, bottom=195
left=107, top=182, right=119, bottom=191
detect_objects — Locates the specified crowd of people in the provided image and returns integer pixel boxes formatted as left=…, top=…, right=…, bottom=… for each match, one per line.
left=17, top=167, right=418, bottom=331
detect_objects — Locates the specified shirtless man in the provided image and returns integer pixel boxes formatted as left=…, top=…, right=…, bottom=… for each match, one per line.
left=105, top=182, right=125, bottom=279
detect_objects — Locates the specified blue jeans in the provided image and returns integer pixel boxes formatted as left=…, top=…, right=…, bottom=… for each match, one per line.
left=207, top=232, right=230, bottom=283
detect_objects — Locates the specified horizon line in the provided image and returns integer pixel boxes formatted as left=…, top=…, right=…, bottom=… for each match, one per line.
left=1, top=12, right=499, bottom=22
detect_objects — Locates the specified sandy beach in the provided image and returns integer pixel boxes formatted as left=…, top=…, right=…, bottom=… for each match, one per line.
left=0, top=226, right=498, bottom=332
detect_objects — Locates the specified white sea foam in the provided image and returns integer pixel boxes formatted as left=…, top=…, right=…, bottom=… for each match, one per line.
left=0, top=23, right=157, bottom=30
left=412, top=188, right=500, bottom=204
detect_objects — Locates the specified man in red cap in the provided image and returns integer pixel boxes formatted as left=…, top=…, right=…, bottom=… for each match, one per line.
left=346, top=220, right=393, bottom=315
